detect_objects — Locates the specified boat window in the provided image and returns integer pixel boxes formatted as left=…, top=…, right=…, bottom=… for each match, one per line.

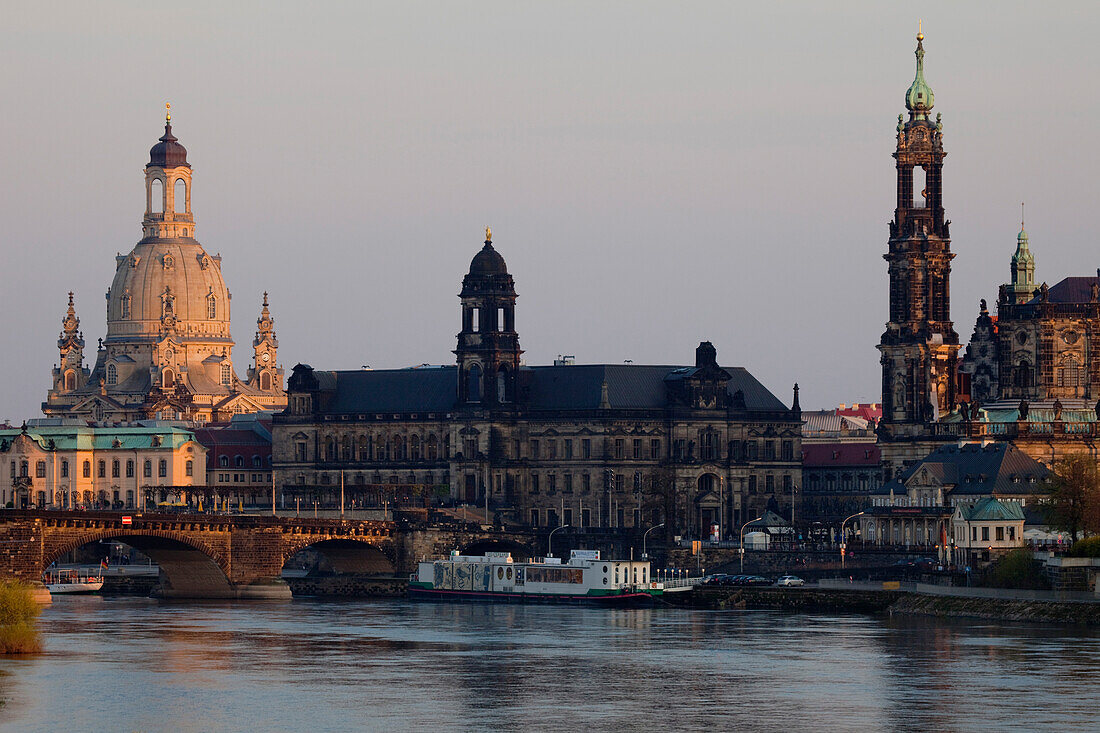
left=615, top=567, right=619, bottom=584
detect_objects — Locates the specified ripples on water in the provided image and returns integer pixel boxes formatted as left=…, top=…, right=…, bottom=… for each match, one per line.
left=1, top=597, right=1098, bottom=732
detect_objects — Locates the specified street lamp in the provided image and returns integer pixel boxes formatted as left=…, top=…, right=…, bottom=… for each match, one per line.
left=642, top=523, right=665, bottom=559
left=840, top=511, right=864, bottom=569
left=548, top=524, right=570, bottom=557
left=739, top=516, right=763, bottom=574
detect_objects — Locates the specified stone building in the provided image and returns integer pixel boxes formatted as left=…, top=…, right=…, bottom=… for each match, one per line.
left=0, top=421, right=206, bottom=510
left=193, top=413, right=274, bottom=507
left=800, top=406, right=881, bottom=522
left=874, top=34, right=1100, bottom=477
left=272, top=232, right=802, bottom=538
left=43, top=109, right=286, bottom=424
left=858, top=442, right=1048, bottom=558
left=876, top=31, right=961, bottom=475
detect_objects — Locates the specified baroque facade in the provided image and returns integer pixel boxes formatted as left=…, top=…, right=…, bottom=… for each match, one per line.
left=875, top=34, right=1100, bottom=478
left=0, top=422, right=206, bottom=510
left=43, top=110, right=286, bottom=424
left=273, top=232, right=802, bottom=538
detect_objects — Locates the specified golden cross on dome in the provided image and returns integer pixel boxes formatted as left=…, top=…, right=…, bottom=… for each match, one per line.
left=917, top=20, right=923, bottom=42
left=485, top=226, right=492, bottom=243
left=166, top=102, right=171, bottom=123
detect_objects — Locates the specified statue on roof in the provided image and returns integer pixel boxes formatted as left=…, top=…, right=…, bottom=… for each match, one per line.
left=1018, top=399, right=1029, bottom=421
left=1053, top=398, right=1063, bottom=421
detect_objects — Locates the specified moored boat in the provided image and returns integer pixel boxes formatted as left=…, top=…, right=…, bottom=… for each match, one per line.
left=44, top=568, right=104, bottom=594
left=409, top=550, right=662, bottom=606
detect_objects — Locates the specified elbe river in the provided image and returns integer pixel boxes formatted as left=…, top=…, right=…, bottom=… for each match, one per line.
left=1, top=596, right=1098, bottom=732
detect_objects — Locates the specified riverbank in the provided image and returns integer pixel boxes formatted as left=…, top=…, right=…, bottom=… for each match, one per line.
left=684, top=585, right=1100, bottom=625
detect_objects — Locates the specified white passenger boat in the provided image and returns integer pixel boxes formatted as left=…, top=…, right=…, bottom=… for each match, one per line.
left=409, top=550, right=662, bottom=606
left=44, top=568, right=104, bottom=594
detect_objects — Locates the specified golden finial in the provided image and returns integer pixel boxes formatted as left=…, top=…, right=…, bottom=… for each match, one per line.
left=917, top=20, right=923, bottom=42
left=165, top=102, right=171, bottom=123
left=485, top=226, right=492, bottom=243
left=1021, top=201, right=1025, bottom=229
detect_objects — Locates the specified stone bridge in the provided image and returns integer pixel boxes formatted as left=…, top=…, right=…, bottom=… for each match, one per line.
left=0, top=510, right=540, bottom=600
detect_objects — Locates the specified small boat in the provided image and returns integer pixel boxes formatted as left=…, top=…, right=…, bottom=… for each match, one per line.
left=44, top=568, right=104, bottom=594
left=409, top=549, right=662, bottom=606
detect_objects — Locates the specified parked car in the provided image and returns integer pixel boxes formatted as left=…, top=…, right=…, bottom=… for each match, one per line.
left=703, top=574, right=733, bottom=586
left=776, top=575, right=805, bottom=587
left=736, top=575, right=772, bottom=586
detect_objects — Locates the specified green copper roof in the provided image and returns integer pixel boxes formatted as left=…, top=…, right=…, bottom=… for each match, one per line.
left=960, top=496, right=1025, bottom=522
left=1012, top=224, right=1034, bottom=265
left=905, top=34, right=935, bottom=119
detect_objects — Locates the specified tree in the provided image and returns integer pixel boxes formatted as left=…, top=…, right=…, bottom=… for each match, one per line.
left=1040, top=453, right=1100, bottom=543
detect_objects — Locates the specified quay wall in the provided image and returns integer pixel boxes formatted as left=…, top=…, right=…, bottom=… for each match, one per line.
left=888, top=593, right=1100, bottom=625
left=286, top=575, right=406, bottom=598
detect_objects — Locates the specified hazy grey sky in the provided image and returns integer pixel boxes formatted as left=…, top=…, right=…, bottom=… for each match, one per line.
left=2, top=2, right=1098, bottom=421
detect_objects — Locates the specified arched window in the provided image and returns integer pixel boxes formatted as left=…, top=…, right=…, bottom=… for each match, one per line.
left=121, top=294, right=131, bottom=319
left=185, top=460, right=193, bottom=477
left=163, top=369, right=174, bottom=388
left=467, top=364, right=483, bottom=402
left=220, top=363, right=231, bottom=386
left=497, top=367, right=508, bottom=403
left=207, top=295, right=217, bottom=319
left=150, top=178, right=164, bottom=213
left=260, top=372, right=271, bottom=391
left=1058, top=353, right=1083, bottom=388
left=64, top=370, right=76, bottom=390
left=174, top=178, right=187, bottom=213
left=219, top=455, right=228, bottom=468
left=411, top=435, right=421, bottom=461
left=1014, top=361, right=1031, bottom=391
left=106, top=364, right=117, bottom=386
left=426, top=435, right=438, bottom=461
left=235, top=455, right=244, bottom=468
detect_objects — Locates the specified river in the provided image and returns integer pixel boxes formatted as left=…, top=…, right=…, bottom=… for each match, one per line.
left=1, top=596, right=1098, bottom=732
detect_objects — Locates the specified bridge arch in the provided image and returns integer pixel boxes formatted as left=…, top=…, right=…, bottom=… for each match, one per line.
left=281, top=537, right=397, bottom=576
left=459, top=538, right=533, bottom=561
left=45, top=529, right=234, bottom=598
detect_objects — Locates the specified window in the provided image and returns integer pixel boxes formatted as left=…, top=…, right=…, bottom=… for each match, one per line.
left=548, top=440, right=557, bottom=460
left=19, top=461, right=28, bottom=477
left=582, top=473, right=590, bottom=491
left=112, top=460, right=120, bottom=478
left=615, top=439, right=624, bottom=460
left=701, top=433, right=717, bottom=461
left=185, top=460, right=193, bottom=477
left=783, top=475, right=792, bottom=493
left=207, top=295, right=217, bottom=319
left=295, top=441, right=307, bottom=462
left=548, top=474, right=557, bottom=492
left=158, top=459, right=167, bottom=478
left=126, top=460, right=134, bottom=478
left=564, top=473, right=573, bottom=492
left=782, top=440, right=794, bottom=461
left=253, top=455, right=262, bottom=468
left=748, top=476, right=757, bottom=494
left=467, top=364, right=482, bottom=402
left=633, top=439, right=642, bottom=459
left=219, top=455, right=229, bottom=468
left=83, top=460, right=91, bottom=478
left=121, top=294, right=131, bottom=319
left=106, top=363, right=117, bottom=385
left=221, top=363, right=231, bottom=386
left=61, top=460, right=69, bottom=478
left=633, top=472, right=641, bottom=491
left=746, top=441, right=759, bottom=461
left=582, top=439, right=591, bottom=459
left=530, top=509, right=539, bottom=527
left=530, top=440, right=540, bottom=459
left=36, top=460, right=46, bottom=478
left=98, top=460, right=106, bottom=478
left=981, top=526, right=990, bottom=542
left=235, top=456, right=244, bottom=468
left=1008, top=527, right=1016, bottom=541
left=650, top=439, right=660, bottom=459
left=764, top=441, right=776, bottom=461
left=564, top=439, right=573, bottom=459
left=531, top=474, right=540, bottom=493
left=174, top=177, right=187, bottom=213
left=564, top=508, right=573, bottom=526
left=996, top=527, right=1004, bottom=542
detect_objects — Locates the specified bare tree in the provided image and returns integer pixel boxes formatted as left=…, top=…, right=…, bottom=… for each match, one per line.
left=1040, top=453, right=1100, bottom=543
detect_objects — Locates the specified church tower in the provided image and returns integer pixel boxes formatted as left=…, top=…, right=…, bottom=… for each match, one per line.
left=1006, top=211, right=1035, bottom=305
left=247, top=292, right=283, bottom=393
left=878, top=31, right=961, bottom=474
left=455, top=228, right=522, bottom=406
left=49, top=292, right=89, bottom=396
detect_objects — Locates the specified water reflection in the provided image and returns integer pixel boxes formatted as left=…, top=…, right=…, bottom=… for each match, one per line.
left=0, top=598, right=1098, bottom=732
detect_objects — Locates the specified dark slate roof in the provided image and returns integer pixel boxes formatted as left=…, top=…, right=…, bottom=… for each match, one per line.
left=1029, top=276, right=1099, bottom=305
left=899, top=442, right=1049, bottom=496
left=306, top=363, right=790, bottom=415
left=324, top=367, right=458, bottom=413
left=525, top=364, right=787, bottom=412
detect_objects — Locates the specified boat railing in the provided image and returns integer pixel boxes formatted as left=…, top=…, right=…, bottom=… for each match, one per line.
left=660, top=577, right=703, bottom=589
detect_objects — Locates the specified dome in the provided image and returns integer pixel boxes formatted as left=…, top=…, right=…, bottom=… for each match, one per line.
left=468, top=242, right=508, bottom=276
left=149, top=124, right=189, bottom=168
left=105, top=239, right=231, bottom=343
left=905, top=35, right=935, bottom=117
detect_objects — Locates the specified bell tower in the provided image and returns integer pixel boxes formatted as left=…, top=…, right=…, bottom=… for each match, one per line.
left=1006, top=207, right=1036, bottom=306
left=455, top=228, right=522, bottom=406
left=248, top=292, right=283, bottom=393
left=142, top=103, right=194, bottom=241
left=878, top=30, right=961, bottom=473
left=50, top=292, right=89, bottom=395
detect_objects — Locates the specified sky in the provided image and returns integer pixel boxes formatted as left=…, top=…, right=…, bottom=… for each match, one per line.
left=1, top=1, right=1098, bottom=421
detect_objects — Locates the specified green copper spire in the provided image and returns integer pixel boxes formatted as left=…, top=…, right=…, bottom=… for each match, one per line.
left=1012, top=203, right=1034, bottom=266
left=905, top=28, right=935, bottom=120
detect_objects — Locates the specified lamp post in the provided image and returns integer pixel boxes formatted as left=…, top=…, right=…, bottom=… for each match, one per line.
left=548, top=524, right=570, bottom=557
left=642, top=523, right=665, bottom=559
left=840, top=511, right=864, bottom=569
left=739, top=516, right=763, bottom=574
